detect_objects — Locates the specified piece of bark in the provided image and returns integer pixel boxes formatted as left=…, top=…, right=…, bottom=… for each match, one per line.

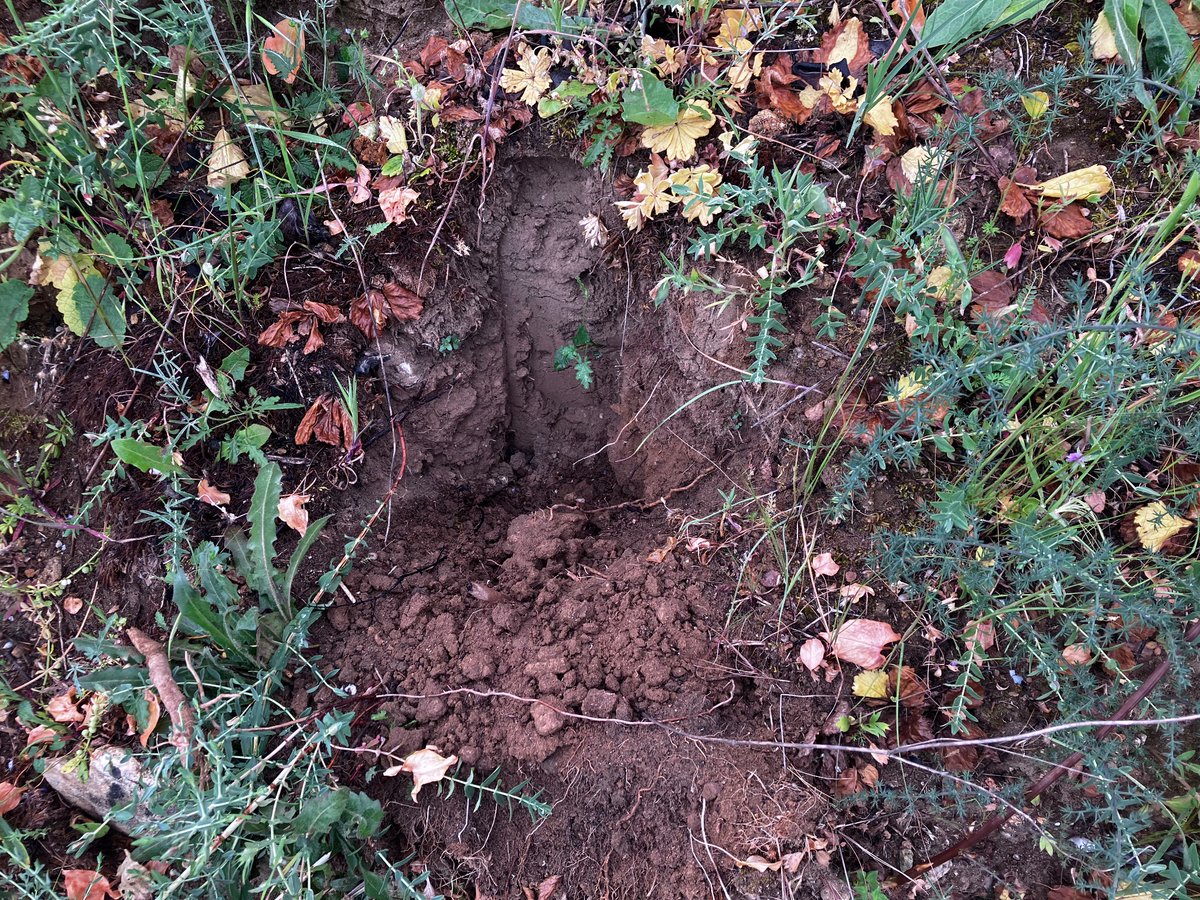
left=43, top=746, right=155, bottom=835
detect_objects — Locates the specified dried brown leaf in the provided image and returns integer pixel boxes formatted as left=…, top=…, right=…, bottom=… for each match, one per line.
left=1039, top=201, right=1093, bottom=239
left=63, top=870, right=118, bottom=900
left=278, top=493, right=311, bottom=536
left=0, top=782, right=22, bottom=817
left=48, top=689, right=85, bottom=724
left=821, top=619, right=901, bottom=670
left=197, top=478, right=231, bottom=508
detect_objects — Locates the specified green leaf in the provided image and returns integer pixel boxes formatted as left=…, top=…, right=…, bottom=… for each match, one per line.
left=0, top=175, right=50, bottom=243
left=921, top=0, right=1051, bottom=49
left=220, top=346, right=250, bottom=383
left=1141, top=0, right=1200, bottom=97
left=92, top=233, right=137, bottom=270
left=0, top=280, right=32, bottom=352
left=621, top=73, right=679, bottom=127
left=281, top=514, right=330, bottom=609
left=110, top=438, right=186, bottom=475
left=245, top=462, right=283, bottom=612
left=574, top=357, right=594, bottom=390
left=1104, top=0, right=1142, bottom=67
left=380, top=155, right=406, bottom=177
left=60, top=274, right=125, bottom=348
left=293, top=788, right=349, bottom=835
left=444, top=0, right=592, bottom=32
left=553, top=343, right=581, bottom=371
left=219, top=423, right=271, bottom=464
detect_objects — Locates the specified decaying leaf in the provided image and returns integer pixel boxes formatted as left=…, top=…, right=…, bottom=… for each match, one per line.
left=810, top=552, right=840, bottom=577
left=799, top=637, right=826, bottom=671
left=821, top=619, right=901, bottom=670
left=736, top=855, right=783, bottom=872
left=889, top=666, right=929, bottom=708
left=862, top=95, right=898, bottom=137
left=1134, top=501, right=1193, bottom=552
left=0, top=781, right=22, bottom=817
left=258, top=300, right=346, bottom=354
left=500, top=44, right=552, bottom=105
left=137, top=689, right=161, bottom=748
left=116, top=852, right=155, bottom=900
left=295, top=394, right=356, bottom=452
left=1061, top=643, right=1092, bottom=666
left=385, top=746, right=459, bottom=800
left=940, top=721, right=986, bottom=773
left=378, top=183, right=421, bottom=225
left=63, top=596, right=84, bottom=615
left=26, top=724, right=57, bottom=747
left=278, top=493, right=311, bottom=536
left=197, top=478, right=232, bottom=508
left=349, top=282, right=425, bottom=339
left=852, top=669, right=890, bottom=698
left=63, top=870, right=118, bottom=900
left=641, top=100, right=716, bottom=162
left=207, top=128, right=250, bottom=189
left=963, top=618, right=996, bottom=666
left=900, top=146, right=945, bottom=186
left=128, top=627, right=196, bottom=752
left=377, top=115, right=409, bottom=155
left=839, top=582, right=876, bottom=603
left=262, top=18, right=305, bottom=83
left=1039, top=201, right=1093, bottom=239
left=647, top=536, right=678, bottom=563
left=48, top=689, right=85, bottom=724
left=1091, top=12, right=1119, bottom=60
left=1030, top=165, right=1113, bottom=202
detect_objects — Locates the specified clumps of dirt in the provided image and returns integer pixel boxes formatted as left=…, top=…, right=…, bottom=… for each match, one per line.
left=316, top=494, right=841, bottom=897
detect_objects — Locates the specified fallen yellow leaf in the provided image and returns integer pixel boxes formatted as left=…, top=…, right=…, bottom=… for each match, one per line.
left=1091, top=12, right=1119, bottom=61
left=1134, top=501, right=1192, bottom=553
left=207, top=128, right=250, bottom=189
left=1022, top=90, right=1050, bottom=120
left=852, top=670, right=890, bottom=698
left=863, top=95, right=898, bottom=137
left=641, top=100, right=716, bottom=162
left=1031, top=164, right=1112, bottom=202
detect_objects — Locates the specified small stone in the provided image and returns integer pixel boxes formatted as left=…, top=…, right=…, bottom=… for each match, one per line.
left=415, top=695, right=447, bottom=723
left=531, top=701, right=566, bottom=736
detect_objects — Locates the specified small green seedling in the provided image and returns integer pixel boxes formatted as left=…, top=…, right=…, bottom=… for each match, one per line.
left=553, top=324, right=597, bottom=390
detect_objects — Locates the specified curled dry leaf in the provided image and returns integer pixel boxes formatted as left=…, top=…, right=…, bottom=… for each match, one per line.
left=262, top=18, right=305, bottom=83
left=839, top=582, right=875, bottom=603
left=810, top=552, right=840, bottom=577
left=378, top=183, right=421, bottom=225
left=1030, top=165, right=1112, bottom=202
left=736, top=855, right=783, bottom=872
left=26, top=724, right=57, bottom=747
left=963, top=618, right=995, bottom=667
left=349, top=282, right=424, bottom=339
left=63, top=870, right=118, bottom=900
left=385, top=746, right=459, bottom=800
left=799, top=637, right=826, bottom=671
left=0, top=781, right=23, bottom=817
left=278, top=493, right=311, bottom=536
left=48, top=689, right=85, bottom=724
left=862, top=95, right=898, bottom=137
left=889, top=665, right=929, bottom=708
left=197, top=478, right=231, bottom=508
left=940, top=721, right=986, bottom=773
left=295, top=394, right=356, bottom=453
left=63, top=595, right=83, bottom=615
left=1061, top=643, right=1092, bottom=666
left=207, top=128, right=250, bottom=189
left=345, top=164, right=372, bottom=204
left=116, top=852, right=155, bottom=900
left=821, top=619, right=901, bottom=670
left=139, top=688, right=161, bottom=748
left=1039, top=201, right=1093, bottom=239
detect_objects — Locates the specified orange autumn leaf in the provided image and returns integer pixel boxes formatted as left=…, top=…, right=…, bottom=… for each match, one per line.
left=25, top=724, right=57, bottom=747
left=197, top=478, right=231, bottom=508
left=0, top=781, right=22, bottom=817
left=262, top=18, right=305, bottom=84
left=139, top=688, right=161, bottom=748
left=278, top=493, right=311, bottom=536
left=47, top=689, right=85, bottom=724
left=820, top=619, right=901, bottom=669
left=63, top=870, right=118, bottom=900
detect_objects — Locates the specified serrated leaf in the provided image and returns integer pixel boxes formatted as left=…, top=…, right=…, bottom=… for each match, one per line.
left=621, top=72, right=679, bottom=127
left=241, top=462, right=283, bottom=612
left=92, top=234, right=136, bottom=270
left=110, top=438, right=186, bottom=475
left=444, top=0, right=592, bottom=33
left=0, top=176, right=50, bottom=243
left=0, top=280, right=32, bottom=352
